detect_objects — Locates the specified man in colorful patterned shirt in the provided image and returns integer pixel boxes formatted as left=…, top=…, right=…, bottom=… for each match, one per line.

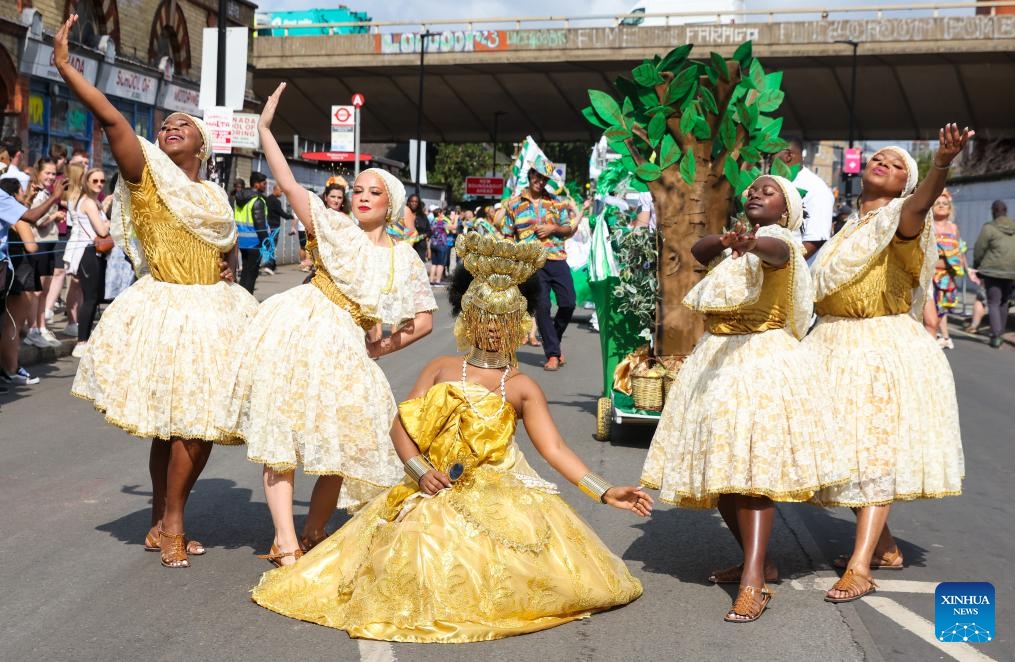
left=503, top=156, right=577, bottom=371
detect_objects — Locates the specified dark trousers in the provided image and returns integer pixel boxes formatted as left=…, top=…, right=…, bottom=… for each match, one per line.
left=78, top=246, right=106, bottom=342
left=537, top=259, right=576, bottom=360
left=239, top=229, right=270, bottom=294
left=983, top=276, right=1014, bottom=339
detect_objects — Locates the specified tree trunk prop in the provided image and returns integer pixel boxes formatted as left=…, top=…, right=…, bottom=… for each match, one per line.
left=582, top=41, right=795, bottom=360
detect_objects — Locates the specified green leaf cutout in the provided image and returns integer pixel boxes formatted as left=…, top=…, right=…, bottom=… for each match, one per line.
left=636, top=162, right=663, bottom=181
left=589, top=90, right=624, bottom=127
left=679, top=151, right=696, bottom=185
left=658, top=43, right=694, bottom=73
left=659, top=133, right=682, bottom=169
left=633, top=62, right=664, bottom=87
left=647, top=113, right=668, bottom=145
left=709, top=52, right=730, bottom=82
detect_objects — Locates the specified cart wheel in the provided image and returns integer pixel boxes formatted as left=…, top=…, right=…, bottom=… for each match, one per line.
left=595, top=397, right=612, bottom=441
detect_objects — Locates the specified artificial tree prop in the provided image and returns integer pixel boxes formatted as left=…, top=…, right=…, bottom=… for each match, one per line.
left=582, top=40, right=796, bottom=359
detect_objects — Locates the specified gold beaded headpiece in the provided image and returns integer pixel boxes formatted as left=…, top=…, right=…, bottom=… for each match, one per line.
left=454, top=232, right=547, bottom=362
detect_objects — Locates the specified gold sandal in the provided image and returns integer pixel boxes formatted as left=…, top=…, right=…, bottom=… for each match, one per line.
left=145, top=529, right=205, bottom=556
left=258, top=543, right=304, bottom=568
left=724, top=584, right=773, bottom=623
left=158, top=529, right=190, bottom=569
left=825, top=569, right=877, bottom=603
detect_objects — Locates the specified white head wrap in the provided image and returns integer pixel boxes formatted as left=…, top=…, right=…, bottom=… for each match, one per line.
left=356, top=167, right=406, bottom=225
left=764, top=175, right=804, bottom=233
left=165, top=112, right=211, bottom=161
left=873, top=145, right=919, bottom=196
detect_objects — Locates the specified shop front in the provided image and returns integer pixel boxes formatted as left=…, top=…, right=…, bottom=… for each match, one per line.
left=19, top=37, right=99, bottom=164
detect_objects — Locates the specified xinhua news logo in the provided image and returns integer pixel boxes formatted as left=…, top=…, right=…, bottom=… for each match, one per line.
left=935, top=582, right=994, bottom=643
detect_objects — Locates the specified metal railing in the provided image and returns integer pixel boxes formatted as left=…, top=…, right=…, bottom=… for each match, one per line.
left=252, top=1, right=1015, bottom=37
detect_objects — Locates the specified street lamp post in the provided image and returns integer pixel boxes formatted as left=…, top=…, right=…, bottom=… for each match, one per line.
left=414, top=30, right=436, bottom=197
left=491, top=111, right=505, bottom=177
left=835, top=39, right=859, bottom=204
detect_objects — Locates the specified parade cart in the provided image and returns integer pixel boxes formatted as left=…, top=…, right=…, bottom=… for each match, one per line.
left=587, top=216, right=662, bottom=441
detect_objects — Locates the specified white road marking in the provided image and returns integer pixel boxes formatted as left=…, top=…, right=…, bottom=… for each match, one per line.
left=790, top=577, right=938, bottom=594
left=358, top=640, right=397, bottom=662
left=863, top=597, right=997, bottom=662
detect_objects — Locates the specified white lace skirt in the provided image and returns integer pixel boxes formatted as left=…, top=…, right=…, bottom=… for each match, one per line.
left=220, top=284, right=403, bottom=510
left=641, top=328, right=849, bottom=508
left=805, top=314, right=964, bottom=507
left=71, top=276, right=258, bottom=443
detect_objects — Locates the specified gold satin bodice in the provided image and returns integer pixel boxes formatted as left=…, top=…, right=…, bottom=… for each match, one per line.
left=816, top=234, right=924, bottom=318
left=124, top=166, right=223, bottom=285
left=705, top=261, right=793, bottom=335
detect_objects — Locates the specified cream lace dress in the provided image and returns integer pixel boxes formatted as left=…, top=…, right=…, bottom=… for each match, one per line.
left=222, top=193, right=437, bottom=510
left=71, top=138, right=258, bottom=442
left=641, top=226, right=849, bottom=507
left=807, top=197, right=964, bottom=507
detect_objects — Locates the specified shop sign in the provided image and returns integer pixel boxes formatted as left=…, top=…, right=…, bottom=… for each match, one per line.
left=159, top=83, right=202, bottom=116
left=98, top=65, right=159, bottom=105
left=20, top=39, right=99, bottom=84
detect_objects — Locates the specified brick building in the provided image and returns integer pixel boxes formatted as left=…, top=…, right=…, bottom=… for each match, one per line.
left=0, top=0, right=256, bottom=176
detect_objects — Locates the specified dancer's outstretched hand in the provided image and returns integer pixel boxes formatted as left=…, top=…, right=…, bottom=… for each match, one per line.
left=54, top=15, right=78, bottom=68
left=603, top=486, right=653, bottom=517
left=935, top=123, right=975, bottom=168
left=729, top=224, right=759, bottom=259
left=258, top=83, right=286, bottom=132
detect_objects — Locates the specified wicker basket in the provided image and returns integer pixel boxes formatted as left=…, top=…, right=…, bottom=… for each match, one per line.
left=662, top=369, right=679, bottom=399
left=631, top=362, right=665, bottom=412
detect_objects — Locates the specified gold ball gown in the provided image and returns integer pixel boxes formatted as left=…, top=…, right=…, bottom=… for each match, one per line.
left=251, top=380, right=643, bottom=642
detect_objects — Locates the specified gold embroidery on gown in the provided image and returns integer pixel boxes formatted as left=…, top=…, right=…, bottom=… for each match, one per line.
left=71, top=145, right=257, bottom=442
left=807, top=204, right=964, bottom=507
left=251, top=382, right=643, bottom=643
left=642, top=233, right=850, bottom=507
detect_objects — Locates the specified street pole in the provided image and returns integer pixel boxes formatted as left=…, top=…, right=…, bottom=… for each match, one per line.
left=414, top=30, right=435, bottom=197
left=492, top=111, right=505, bottom=177
left=354, top=106, right=361, bottom=178
left=835, top=39, right=859, bottom=205
left=216, top=0, right=231, bottom=189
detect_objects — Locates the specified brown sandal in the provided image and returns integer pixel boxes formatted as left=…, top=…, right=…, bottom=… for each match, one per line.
left=825, top=569, right=877, bottom=603
left=258, top=543, right=304, bottom=568
left=708, top=563, right=780, bottom=585
left=724, top=584, right=773, bottom=623
left=145, top=530, right=206, bottom=556
left=832, top=548, right=903, bottom=571
left=158, top=529, right=190, bottom=568
left=299, top=532, right=328, bottom=553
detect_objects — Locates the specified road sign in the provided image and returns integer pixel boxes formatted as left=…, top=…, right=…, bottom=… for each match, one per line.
left=351, top=93, right=365, bottom=108
left=843, top=147, right=862, bottom=174
left=331, top=104, right=355, bottom=152
left=205, top=106, right=234, bottom=154
left=465, top=176, right=505, bottom=197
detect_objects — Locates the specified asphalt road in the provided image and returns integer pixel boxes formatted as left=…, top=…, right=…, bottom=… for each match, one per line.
left=1, top=265, right=1009, bottom=662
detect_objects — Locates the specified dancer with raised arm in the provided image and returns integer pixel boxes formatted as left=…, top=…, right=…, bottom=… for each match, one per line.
left=641, top=175, right=848, bottom=623
left=250, top=232, right=650, bottom=642
left=807, top=126, right=971, bottom=603
left=55, top=15, right=258, bottom=569
left=221, top=83, right=437, bottom=566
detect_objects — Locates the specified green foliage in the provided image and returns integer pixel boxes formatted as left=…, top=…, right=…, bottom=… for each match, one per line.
left=580, top=40, right=791, bottom=198
left=432, top=143, right=499, bottom=200
left=613, top=229, right=658, bottom=337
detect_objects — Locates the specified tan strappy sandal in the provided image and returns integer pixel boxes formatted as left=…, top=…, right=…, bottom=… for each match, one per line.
left=724, top=584, right=773, bottom=623
left=825, top=569, right=877, bottom=603
left=145, top=529, right=205, bottom=556
left=159, top=529, right=190, bottom=569
left=258, top=543, right=304, bottom=568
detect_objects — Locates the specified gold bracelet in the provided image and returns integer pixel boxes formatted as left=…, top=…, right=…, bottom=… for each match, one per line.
left=578, top=472, right=614, bottom=503
left=933, top=162, right=951, bottom=170
left=404, top=455, right=435, bottom=484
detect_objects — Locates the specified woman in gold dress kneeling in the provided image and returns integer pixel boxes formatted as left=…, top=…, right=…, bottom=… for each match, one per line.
left=251, top=233, right=651, bottom=642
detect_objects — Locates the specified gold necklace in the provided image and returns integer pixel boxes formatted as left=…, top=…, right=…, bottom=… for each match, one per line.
left=465, top=347, right=511, bottom=369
